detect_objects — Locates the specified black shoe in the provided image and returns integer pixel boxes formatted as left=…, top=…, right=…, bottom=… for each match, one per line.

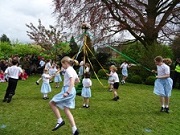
left=73, top=129, right=79, bottom=135
left=36, top=81, right=39, bottom=85
left=165, top=107, right=169, bottom=113
left=86, top=105, right=90, bottom=108
left=7, top=94, right=13, bottom=103
left=52, top=121, right=65, bottom=131
left=117, top=96, right=120, bottom=100
left=43, top=97, right=49, bottom=100
left=3, top=98, right=7, bottom=102
left=160, top=107, right=165, bottom=112
left=113, top=97, right=118, bottom=101
left=83, top=105, right=86, bottom=108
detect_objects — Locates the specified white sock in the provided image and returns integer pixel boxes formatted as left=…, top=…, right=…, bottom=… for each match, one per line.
left=162, top=105, right=165, bottom=108
left=72, top=126, right=77, bottom=134
left=165, top=105, right=169, bottom=108
left=57, top=118, right=63, bottom=123
left=43, top=94, right=46, bottom=98
left=86, top=104, right=89, bottom=107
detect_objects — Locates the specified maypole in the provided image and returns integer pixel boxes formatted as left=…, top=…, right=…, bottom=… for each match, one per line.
left=76, top=22, right=90, bottom=95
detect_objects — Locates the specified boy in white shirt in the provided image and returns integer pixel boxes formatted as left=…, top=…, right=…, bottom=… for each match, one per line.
left=3, top=59, right=23, bottom=103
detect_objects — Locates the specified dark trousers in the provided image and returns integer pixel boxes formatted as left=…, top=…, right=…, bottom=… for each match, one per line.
left=4, top=78, right=18, bottom=99
left=173, top=71, right=180, bottom=88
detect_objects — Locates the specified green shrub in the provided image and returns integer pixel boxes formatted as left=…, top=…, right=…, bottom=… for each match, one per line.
left=129, top=75, right=142, bottom=84
left=145, top=76, right=156, bottom=85
left=97, top=69, right=108, bottom=79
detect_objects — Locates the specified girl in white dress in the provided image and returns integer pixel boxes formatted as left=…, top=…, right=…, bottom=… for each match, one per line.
left=41, top=69, right=52, bottom=100
left=81, top=72, right=92, bottom=108
left=153, top=56, right=173, bottom=113
left=120, top=61, right=131, bottom=84
left=54, top=65, right=62, bottom=88
left=49, top=56, right=80, bottom=135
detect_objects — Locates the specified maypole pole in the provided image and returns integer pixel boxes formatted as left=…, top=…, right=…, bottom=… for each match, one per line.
left=76, top=22, right=91, bottom=95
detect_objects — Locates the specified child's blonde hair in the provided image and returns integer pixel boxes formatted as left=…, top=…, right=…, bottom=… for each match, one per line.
left=61, top=56, right=79, bottom=66
left=163, top=58, right=172, bottom=66
left=110, top=65, right=117, bottom=71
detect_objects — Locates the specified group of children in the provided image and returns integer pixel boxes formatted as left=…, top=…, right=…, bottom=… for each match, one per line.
left=2, top=55, right=174, bottom=135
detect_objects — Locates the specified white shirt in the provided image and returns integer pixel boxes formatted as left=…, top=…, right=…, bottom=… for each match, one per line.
left=45, top=62, right=51, bottom=70
left=85, top=67, right=90, bottom=73
left=5, top=65, right=23, bottom=79
left=120, top=63, right=128, bottom=69
left=157, top=63, right=170, bottom=76
left=80, top=61, right=84, bottom=66
left=111, top=72, right=119, bottom=83
left=39, top=60, right=45, bottom=67
left=42, top=73, right=51, bottom=83
left=49, top=67, right=57, bottom=75
left=82, top=78, right=92, bottom=87
left=64, top=66, right=78, bottom=86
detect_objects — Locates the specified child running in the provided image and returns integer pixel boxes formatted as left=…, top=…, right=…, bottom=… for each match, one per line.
left=81, top=72, right=92, bottom=108
left=49, top=56, right=80, bottom=135
left=41, top=69, right=52, bottom=100
left=3, top=59, right=23, bottom=103
left=120, top=61, right=131, bottom=84
left=107, top=67, right=114, bottom=92
left=153, top=56, right=173, bottom=113
left=54, top=65, right=62, bottom=88
left=108, top=65, right=120, bottom=101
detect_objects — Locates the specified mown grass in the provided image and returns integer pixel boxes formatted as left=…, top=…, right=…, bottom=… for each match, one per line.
left=0, top=75, right=180, bottom=135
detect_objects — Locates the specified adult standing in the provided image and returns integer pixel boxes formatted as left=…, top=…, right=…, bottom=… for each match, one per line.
left=39, top=58, right=45, bottom=74
left=173, top=58, right=180, bottom=89
left=3, top=59, right=23, bottom=103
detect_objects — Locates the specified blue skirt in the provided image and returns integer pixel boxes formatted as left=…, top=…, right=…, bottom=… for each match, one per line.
left=51, top=86, right=76, bottom=110
left=79, top=66, right=84, bottom=76
left=154, top=78, right=173, bottom=97
left=81, top=87, right=91, bottom=98
left=54, top=74, right=62, bottom=82
left=122, top=68, right=128, bottom=77
left=41, top=83, right=51, bottom=94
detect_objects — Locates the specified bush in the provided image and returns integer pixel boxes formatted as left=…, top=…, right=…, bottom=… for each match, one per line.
left=145, top=76, right=156, bottom=85
left=129, top=75, right=142, bottom=84
left=97, top=69, right=108, bottom=79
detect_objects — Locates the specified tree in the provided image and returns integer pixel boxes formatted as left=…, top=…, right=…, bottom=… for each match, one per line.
left=52, top=0, right=180, bottom=48
left=0, top=34, right=10, bottom=43
left=26, top=19, right=62, bottom=50
left=171, top=36, right=180, bottom=58
left=69, top=36, right=79, bottom=57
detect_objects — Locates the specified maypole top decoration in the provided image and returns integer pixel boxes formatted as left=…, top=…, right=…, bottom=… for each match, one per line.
left=81, top=22, right=91, bottom=30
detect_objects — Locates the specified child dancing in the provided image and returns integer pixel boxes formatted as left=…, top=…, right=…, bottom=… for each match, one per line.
left=153, top=56, right=173, bottom=113
left=81, top=72, right=92, bottom=108
left=107, top=65, right=120, bottom=101
left=41, top=69, right=52, bottom=100
left=49, top=56, right=80, bottom=135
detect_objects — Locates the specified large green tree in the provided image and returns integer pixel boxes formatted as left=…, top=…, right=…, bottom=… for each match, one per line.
left=52, top=0, right=180, bottom=48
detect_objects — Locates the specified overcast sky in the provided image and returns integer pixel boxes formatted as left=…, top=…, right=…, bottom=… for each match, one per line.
left=0, top=0, right=56, bottom=43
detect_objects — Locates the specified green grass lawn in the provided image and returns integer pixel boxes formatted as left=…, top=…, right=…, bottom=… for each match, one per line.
left=0, top=76, right=180, bottom=135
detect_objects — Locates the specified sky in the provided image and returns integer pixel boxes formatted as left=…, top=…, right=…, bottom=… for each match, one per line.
left=0, top=0, right=56, bottom=43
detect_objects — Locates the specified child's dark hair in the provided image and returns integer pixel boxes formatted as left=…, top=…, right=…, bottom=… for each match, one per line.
left=84, top=72, right=90, bottom=78
left=154, top=56, right=163, bottom=62
left=12, top=59, right=18, bottom=65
